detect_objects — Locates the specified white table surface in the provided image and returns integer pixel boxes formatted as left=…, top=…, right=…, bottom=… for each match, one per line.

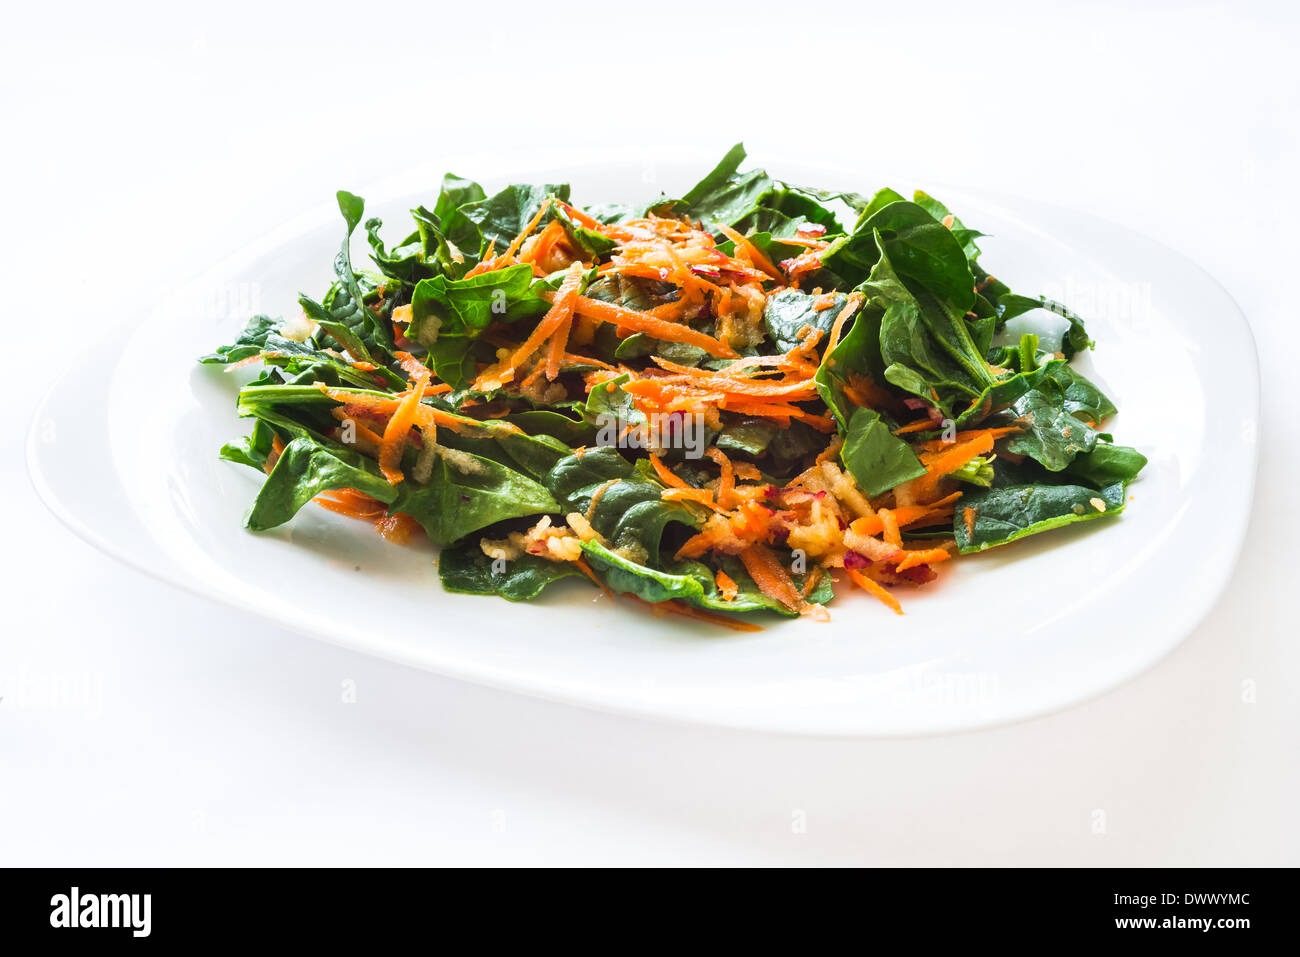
left=3, top=0, right=1295, bottom=866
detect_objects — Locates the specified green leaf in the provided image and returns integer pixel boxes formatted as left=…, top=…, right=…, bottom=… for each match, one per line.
left=438, top=541, right=585, bottom=601
left=953, top=481, right=1128, bottom=553
left=459, top=182, right=570, bottom=253
left=1002, top=383, right=1101, bottom=471
left=839, top=406, right=927, bottom=497
left=762, top=289, right=859, bottom=354
left=246, top=436, right=396, bottom=531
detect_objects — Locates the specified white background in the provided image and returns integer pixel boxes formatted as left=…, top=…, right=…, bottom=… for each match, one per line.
left=3, top=0, right=1296, bottom=865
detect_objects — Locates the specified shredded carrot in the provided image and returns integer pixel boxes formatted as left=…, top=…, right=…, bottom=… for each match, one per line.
left=378, top=370, right=431, bottom=484
left=392, top=350, right=429, bottom=379
left=648, top=453, right=691, bottom=490
left=894, top=547, right=951, bottom=572
left=714, top=223, right=784, bottom=280
left=635, top=596, right=763, bottom=632
left=264, top=434, right=286, bottom=475
left=824, top=292, right=864, bottom=354
left=706, top=447, right=736, bottom=508
left=715, top=569, right=739, bottom=602
left=915, top=426, right=1020, bottom=453
left=738, top=544, right=803, bottom=613
left=568, top=295, right=737, bottom=358
left=845, top=567, right=903, bottom=615
left=892, top=417, right=938, bottom=435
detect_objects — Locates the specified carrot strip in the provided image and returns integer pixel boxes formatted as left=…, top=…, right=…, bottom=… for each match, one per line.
left=715, top=569, right=739, bottom=602
left=894, top=547, right=951, bottom=572
left=825, top=293, right=865, bottom=354
left=392, top=350, right=429, bottom=379
left=715, top=223, right=784, bottom=280
left=648, top=453, right=691, bottom=490
left=378, top=371, right=431, bottom=484
left=568, top=296, right=737, bottom=358
left=845, top=567, right=903, bottom=615
left=915, top=426, right=1021, bottom=453
left=706, top=447, right=735, bottom=508
left=892, top=418, right=938, bottom=435
left=737, top=544, right=802, bottom=613
left=632, top=596, right=763, bottom=632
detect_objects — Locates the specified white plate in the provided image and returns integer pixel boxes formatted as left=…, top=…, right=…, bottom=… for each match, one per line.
left=27, top=150, right=1259, bottom=735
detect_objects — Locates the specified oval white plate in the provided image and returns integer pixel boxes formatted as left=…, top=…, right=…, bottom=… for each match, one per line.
left=27, top=151, right=1258, bottom=735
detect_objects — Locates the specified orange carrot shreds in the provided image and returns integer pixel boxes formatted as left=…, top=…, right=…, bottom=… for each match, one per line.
left=648, top=453, right=691, bottom=490
left=963, top=506, right=977, bottom=539
left=888, top=491, right=964, bottom=528
left=705, top=447, right=736, bottom=507
left=544, top=316, right=573, bottom=382
left=315, top=487, right=389, bottom=519
left=714, top=223, right=784, bottom=280
left=812, top=294, right=837, bottom=311
left=374, top=511, right=422, bottom=545
left=263, top=434, right=286, bottom=475
left=633, top=596, right=763, bottom=632
left=648, top=357, right=820, bottom=400
left=824, top=292, right=865, bottom=355
left=661, top=487, right=727, bottom=512
left=392, top=350, right=430, bottom=379
left=892, top=417, right=938, bottom=435
left=575, top=556, right=617, bottom=600
left=845, top=567, right=903, bottom=615
left=738, top=543, right=803, bottom=614
left=733, top=462, right=762, bottom=481
left=568, top=295, right=738, bottom=358
left=378, top=370, right=432, bottom=484
left=893, top=547, right=951, bottom=573
left=878, top=508, right=903, bottom=548
left=715, top=569, right=739, bottom=602
left=554, top=200, right=604, bottom=230
left=500, top=198, right=552, bottom=262
left=816, top=434, right=845, bottom=465
left=915, top=426, right=1022, bottom=453
left=506, top=261, right=584, bottom=373
left=795, top=412, right=837, bottom=433
left=918, top=432, right=996, bottom=474
left=521, top=218, right=566, bottom=265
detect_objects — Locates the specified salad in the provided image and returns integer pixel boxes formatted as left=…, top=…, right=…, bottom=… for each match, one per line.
left=202, top=145, right=1146, bottom=629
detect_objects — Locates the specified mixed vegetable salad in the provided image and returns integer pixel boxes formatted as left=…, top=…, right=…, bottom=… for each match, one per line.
left=202, top=145, right=1145, bottom=629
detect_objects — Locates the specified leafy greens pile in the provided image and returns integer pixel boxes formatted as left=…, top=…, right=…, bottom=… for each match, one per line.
left=202, top=145, right=1145, bottom=628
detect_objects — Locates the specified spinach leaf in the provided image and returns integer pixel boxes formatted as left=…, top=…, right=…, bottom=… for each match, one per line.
left=391, top=448, right=560, bottom=546
left=408, top=264, right=552, bottom=387
left=297, top=191, right=395, bottom=363
left=580, top=541, right=832, bottom=618
left=1062, top=443, right=1147, bottom=487
left=459, top=182, right=570, bottom=252
left=839, top=406, right=927, bottom=497
left=199, top=314, right=281, bottom=364
left=1002, top=383, right=1101, bottom=471
left=246, top=436, right=396, bottom=531
left=763, top=289, right=859, bottom=354
left=953, top=481, right=1128, bottom=553
left=438, top=540, right=585, bottom=601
